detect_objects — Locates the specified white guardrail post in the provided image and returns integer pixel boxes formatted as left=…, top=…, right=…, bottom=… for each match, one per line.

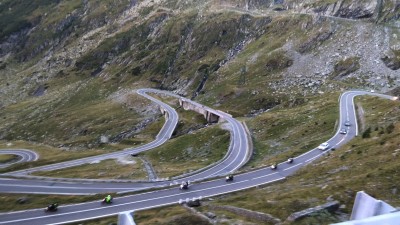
left=118, top=211, right=136, bottom=225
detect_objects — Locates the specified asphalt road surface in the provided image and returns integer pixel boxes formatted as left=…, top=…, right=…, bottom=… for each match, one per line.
left=4, top=89, right=250, bottom=181
left=0, top=149, right=38, bottom=169
left=0, top=90, right=396, bottom=225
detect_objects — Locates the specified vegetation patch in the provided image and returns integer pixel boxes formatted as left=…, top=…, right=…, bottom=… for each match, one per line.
left=381, top=49, right=400, bottom=70
left=135, top=205, right=211, bottom=225
left=0, top=154, right=18, bottom=163
left=144, top=126, right=230, bottom=178
left=33, top=157, right=147, bottom=180
left=0, top=193, right=104, bottom=212
left=298, top=29, right=333, bottom=54
left=264, top=50, right=293, bottom=73
left=203, top=96, right=400, bottom=223
left=331, top=57, right=360, bottom=79
left=244, top=92, right=339, bottom=168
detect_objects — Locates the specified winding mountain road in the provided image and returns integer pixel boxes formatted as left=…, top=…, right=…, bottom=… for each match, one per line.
left=0, top=90, right=396, bottom=225
left=0, top=149, right=38, bottom=169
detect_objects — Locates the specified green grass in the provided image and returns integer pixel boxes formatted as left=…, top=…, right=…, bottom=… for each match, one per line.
left=0, top=141, right=103, bottom=173
left=67, top=205, right=212, bottom=225
left=0, top=154, right=18, bottom=163
left=135, top=205, right=211, bottom=225
left=0, top=77, right=164, bottom=153
left=202, top=96, right=400, bottom=223
left=0, top=109, right=165, bottom=173
left=0, top=193, right=105, bottom=212
left=196, top=14, right=319, bottom=115
left=243, top=92, right=340, bottom=169
left=0, top=0, right=58, bottom=39
left=144, top=126, right=230, bottom=178
left=32, top=158, right=148, bottom=180
left=68, top=216, right=118, bottom=225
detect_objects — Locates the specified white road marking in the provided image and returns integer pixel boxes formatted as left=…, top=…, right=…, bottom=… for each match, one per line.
left=283, top=163, right=303, bottom=171
left=0, top=177, right=286, bottom=224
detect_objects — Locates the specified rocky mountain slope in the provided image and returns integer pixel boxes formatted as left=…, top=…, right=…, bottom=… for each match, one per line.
left=0, top=0, right=398, bottom=156
left=0, top=0, right=398, bottom=158
left=0, top=0, right=399, bottom=224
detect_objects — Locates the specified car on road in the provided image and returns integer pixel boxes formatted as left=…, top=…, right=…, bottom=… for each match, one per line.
left=344, top=120, right=351, bottom=126
left=317, top=142, right=330, bottom=150
left=339, top=128, right=347, bottom=134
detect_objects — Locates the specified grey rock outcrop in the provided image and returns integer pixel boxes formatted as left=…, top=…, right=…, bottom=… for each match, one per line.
left=285, top=200, right=340, bottom=222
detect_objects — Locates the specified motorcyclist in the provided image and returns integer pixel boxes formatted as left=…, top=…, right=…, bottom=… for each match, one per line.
left=47, top=203, right=58, bottom=211
left=104, top=195, right=112, bottom=203
left=180, top=181, right=189, bottom=189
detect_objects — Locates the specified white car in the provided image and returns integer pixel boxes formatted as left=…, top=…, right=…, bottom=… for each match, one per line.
left=317, top=142, right=330, bottom=150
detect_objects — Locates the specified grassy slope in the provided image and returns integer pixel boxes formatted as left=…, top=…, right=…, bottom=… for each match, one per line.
left=243, top=92, right=340, bottom=169
left=109, top=96, right=399, bottom=224
left=0, top=1, right=399, bottom=224
left=144, top=124, right=230, bottom=178
left=0, top=154, right=17, bottom=163
left=1, top=94, right=398, bottom=225
left=32, top=158, right=148, bottom=180
left=204, top=96, right=400, bottom=223
left=68, top=205, right=212, bottom=225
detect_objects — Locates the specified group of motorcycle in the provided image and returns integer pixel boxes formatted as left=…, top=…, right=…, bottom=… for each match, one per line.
left=45, top=158, right=295, bottom=212
left=271, top=158, right=294, bottom=170
left=44, top=195, right=113, bottom=212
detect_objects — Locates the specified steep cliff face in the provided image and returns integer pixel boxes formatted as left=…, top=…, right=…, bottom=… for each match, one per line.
left=285, top=0, right=399, bottom=22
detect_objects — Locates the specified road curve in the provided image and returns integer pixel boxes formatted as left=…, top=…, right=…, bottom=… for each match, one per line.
left=0, top=90, right=396, bottom=225
left=0, top=149, right=39, bottom=169
left=3, top=89, right=178, bottom=176
left=3, top=88, right=251, bottom=181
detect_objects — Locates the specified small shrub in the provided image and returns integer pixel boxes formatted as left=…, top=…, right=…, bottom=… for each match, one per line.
left=386, top=123, right=395, bottom=134
left=362, top=127, right=371, bottom=138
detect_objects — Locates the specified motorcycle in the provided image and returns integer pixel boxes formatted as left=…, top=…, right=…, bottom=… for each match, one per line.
left=180, top=181, right=189, bottom=190
left=101, top=196, right=113, bottom=204
left=44, top=203, right=58, bottom=212
left=225, top=175, right=234, bottom=182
